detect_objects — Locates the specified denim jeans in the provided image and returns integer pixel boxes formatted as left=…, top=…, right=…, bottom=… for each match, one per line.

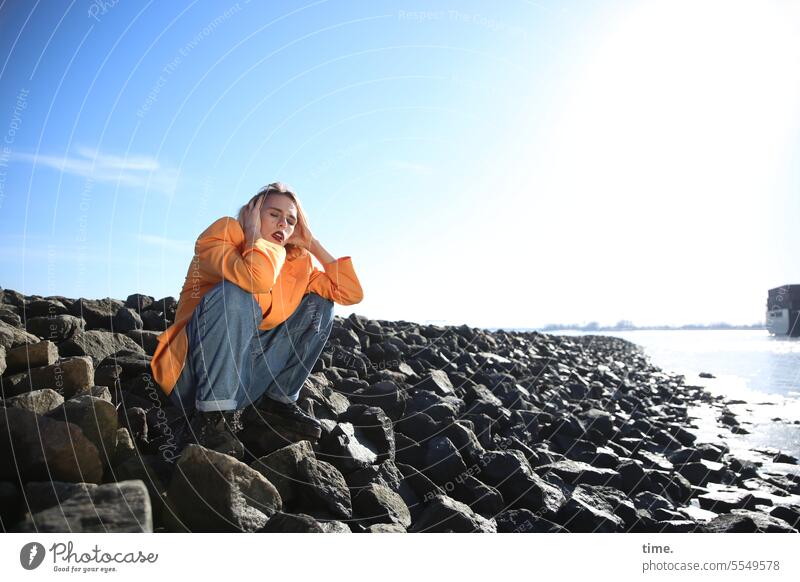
left=169, top=280, right=334, bottom=414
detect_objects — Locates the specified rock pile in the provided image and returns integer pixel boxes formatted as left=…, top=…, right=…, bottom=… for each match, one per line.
left=1, top=286, right=798, bottom=533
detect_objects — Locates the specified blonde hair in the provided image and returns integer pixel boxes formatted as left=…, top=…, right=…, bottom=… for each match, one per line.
left=237, top=182, right=310, bottom=254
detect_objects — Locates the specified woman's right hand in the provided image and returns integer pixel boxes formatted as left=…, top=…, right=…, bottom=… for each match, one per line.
left=241, top=196, right=263, bottom=245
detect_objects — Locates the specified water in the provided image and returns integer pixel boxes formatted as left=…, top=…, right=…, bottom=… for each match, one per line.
left=547, top=330, right=800, bottom=475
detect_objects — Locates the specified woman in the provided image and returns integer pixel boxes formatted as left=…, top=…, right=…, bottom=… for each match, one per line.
left=150, top=182, right=364, bottom=459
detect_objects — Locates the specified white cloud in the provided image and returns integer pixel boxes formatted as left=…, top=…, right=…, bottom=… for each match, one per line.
left=137, top=234, right=193, bottom=253
left=12, top=145, right=181, bottom=195
left=0, top=235, right=135, bottom=265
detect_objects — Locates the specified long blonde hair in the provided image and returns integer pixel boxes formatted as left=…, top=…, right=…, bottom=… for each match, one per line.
left=237, top=182, right=310, bottom=256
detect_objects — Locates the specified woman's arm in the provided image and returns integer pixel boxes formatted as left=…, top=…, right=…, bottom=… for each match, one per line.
left=308, top=237, right=335, bottom=266
left=195, top=217, right=286, bottom=294
left=306, top=237, right=364, bottom=305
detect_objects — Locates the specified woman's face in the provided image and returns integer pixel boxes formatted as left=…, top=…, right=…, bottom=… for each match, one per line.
left=259, top=193, right=297, bottom=246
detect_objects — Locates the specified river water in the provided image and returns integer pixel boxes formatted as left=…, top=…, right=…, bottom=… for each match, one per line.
left=546, top=330, right=800, bottom=476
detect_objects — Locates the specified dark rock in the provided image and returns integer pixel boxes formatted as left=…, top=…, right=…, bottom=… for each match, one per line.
left=368, top=523, right=406, bottom=532
left=496, top=508, right=569, bottom=533
left=238, top=404, right=321, bottom=457
left=47, top=395, right=119, bottom=465
left=141, top=310, right=169, bottom=331
left=394, top=412, right=439, bottom=444
left=26, top=299, right=69, bottom=318
left=697, top=488, right=763, bottom=512
left=165, top=444, right=282, bottom=532
left=15, top=480, right=152, bottom=532
left=298, top=373, right=350, bottom=421
left=68, top=297, right=125, bottom=330
left=318, top=421, right=378, bottom=473
left=295, top=456, right=352, bottom=519
left=0, top=481, right=23, bottom=526
left=423, top=436, right=468, bottom=486
left=347, top=380, right=408, bottom=421
left=413, top=370, right=455, bottom=396
left=99, top=349, right=150, bottom=379
left=112, top=307, right=143, bottom=333
left=479, top=449, right=566, bottom=517
left=352, top=483, right=411, bottom=528
left=3, top=340, right=59, bottom=374
left=0, top=407, right=103, bottom=483
left=4, top=388, right=64, bottom=415
left=113, top=455, right=172, bottom=524
left=0, top=307, right=21, bottom=327
left=59, top=330, right=145, bottom=367
left=125, top=329, right=161, bottom=356
left=767, top=504, right=800, bottom=529
left=409, top=494, right=497, bottom=532
left=25, top=314, right=85, bottom=342
left=6, top=356, right=94, bottom=399
left=250, top=440, right=314, bottom=504
left=259, top=511, right=325, bottom=532
left=125, top=293, right=154, bottom=313
left=539, top=459, right=622, bottom=489
left=0, top=320, right=39, bottom=350
left=345, top=459, right=404, bottom=495
left=704, top=509, right=797, bottom=533
left=338, top=405, right=395, bottom=463
left=556, top=485, right=626, bottom=532
left=450, top=474, right=505, bottom=518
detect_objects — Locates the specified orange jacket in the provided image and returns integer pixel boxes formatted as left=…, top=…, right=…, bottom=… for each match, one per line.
left=150, top=216, right=364, bottom=397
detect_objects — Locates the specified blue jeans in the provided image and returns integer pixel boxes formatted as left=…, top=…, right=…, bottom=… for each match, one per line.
left=169, top=280, right=334, bottom=413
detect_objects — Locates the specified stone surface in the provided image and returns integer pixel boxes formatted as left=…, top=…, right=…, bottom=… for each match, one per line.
left=3, top=340, right=59, bottom=374
left=1, top=356, right=94, bottom=399
left=0, top=407, right=103, bottom=483
left=166, top=444, right=282, bottom=532
left=15, top=480, right=153, bottom=532
left=4, top=388, right=64, bottom=415
left=59, top=330, right=145, bottom=366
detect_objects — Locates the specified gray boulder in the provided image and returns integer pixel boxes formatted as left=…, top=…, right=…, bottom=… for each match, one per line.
left=16, top=480, right=152, bottom=532
left=166, top=444, right=282, bottom=532
left=0, top=407, right=103, bottom=483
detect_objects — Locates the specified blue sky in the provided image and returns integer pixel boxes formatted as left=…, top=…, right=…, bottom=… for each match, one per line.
left=1, top=0, right=799, bottom=328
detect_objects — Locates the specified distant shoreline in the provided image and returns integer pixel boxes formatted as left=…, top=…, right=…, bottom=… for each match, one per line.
left=489, top=324, right=767, bottom=333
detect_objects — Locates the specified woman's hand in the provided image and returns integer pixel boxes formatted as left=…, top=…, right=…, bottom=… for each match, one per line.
left=286, top=214, right=314, bottom=250
left=241, top=196, right=263, bottom=245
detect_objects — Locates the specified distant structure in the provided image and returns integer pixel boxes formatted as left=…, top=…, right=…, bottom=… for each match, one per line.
left=766, top=284, right=800, bottom=337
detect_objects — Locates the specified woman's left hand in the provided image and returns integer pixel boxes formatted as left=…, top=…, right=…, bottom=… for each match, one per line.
left=286, top=216, right=314, bottom=250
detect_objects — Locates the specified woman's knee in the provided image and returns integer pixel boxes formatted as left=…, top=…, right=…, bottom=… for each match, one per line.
left=306, top=292, right=334, bottom=316
left=208, top=280, right=259, bottom=308
left=304, top=292, right=334, bottom=332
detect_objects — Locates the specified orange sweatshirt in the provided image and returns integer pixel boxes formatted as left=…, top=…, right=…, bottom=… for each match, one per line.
left=150, top=216, right=364, bottom=397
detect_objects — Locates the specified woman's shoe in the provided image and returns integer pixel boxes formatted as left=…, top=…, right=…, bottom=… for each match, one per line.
left=257, top=397, right=322, bottom=435
left=193, top=410, right=245, bottom=460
